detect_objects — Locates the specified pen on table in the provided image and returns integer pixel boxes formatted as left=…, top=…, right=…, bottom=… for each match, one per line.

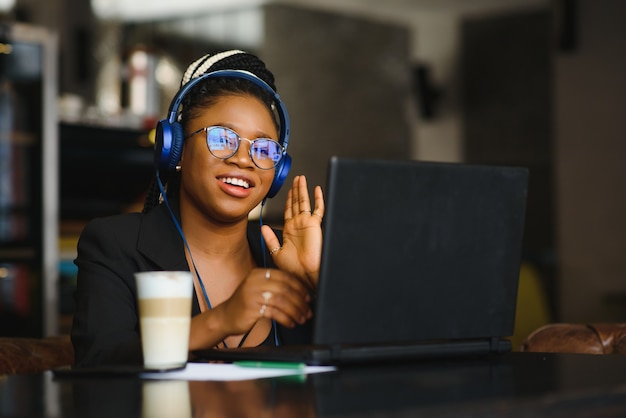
left=234, top=361, right=306, bottom=370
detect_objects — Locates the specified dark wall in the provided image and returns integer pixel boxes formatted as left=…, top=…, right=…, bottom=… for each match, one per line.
left=461, top=10, right=555, bottom=311
left=261, top=4, right=412, bottom=220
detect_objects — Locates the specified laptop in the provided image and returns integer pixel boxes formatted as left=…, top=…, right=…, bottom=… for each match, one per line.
left=196, top=156, right=529, bottom=365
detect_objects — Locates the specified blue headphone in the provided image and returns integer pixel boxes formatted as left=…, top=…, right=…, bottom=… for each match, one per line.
left=154, top=69, right=291, bottom=198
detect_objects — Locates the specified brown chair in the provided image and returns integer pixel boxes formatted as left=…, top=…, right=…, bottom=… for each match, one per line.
left=0, top=335, right=74, bottom=375
left=520, top=323, right=626, bottom=354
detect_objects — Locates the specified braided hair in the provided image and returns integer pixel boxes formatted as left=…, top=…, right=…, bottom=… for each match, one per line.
left=142, top=50, right=279, bottom=213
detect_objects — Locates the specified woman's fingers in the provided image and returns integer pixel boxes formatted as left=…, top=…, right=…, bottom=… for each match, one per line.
left=261, top=225, right=282, bottom=257
left=312, top=185, right=325, bottom=220
left=284, top=176, right=325, bottom=228
left=285, top=175, right=316, bottom=221
left=259, top=304, right=310, bottom=328
left=263, top=287, right=310, bottom=324
left=284, top=187, right=294, bottom=222
left=291, top=176, right=302, bottom=215
left=254, top=269, right=311, bottom=326
left=261, top=270, right=310, bottom=314
left=295, top=175, right=311, bottom=214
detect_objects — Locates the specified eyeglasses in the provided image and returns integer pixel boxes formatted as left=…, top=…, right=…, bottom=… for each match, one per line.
left=186, top=126, right=284, bottom=170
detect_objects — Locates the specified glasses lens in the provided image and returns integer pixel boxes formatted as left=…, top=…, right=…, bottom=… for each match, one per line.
left=205, top=126, right=282, bottom=169
left=250, top=139, right=283, bottom=169
left=207, top=127, right=238, bottom=159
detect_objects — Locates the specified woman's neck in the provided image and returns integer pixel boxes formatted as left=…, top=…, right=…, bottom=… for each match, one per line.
left=183, top=220, right=250, bottom=259
left=179, top=202, right=256, bottom=310
left=179, top=200, right=251, bottom=259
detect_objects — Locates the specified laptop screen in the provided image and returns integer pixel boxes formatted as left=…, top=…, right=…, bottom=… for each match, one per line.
left=313, top=157, right=528, bottom=347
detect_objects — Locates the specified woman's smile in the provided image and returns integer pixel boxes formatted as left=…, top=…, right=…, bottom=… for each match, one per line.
left=217, top=174, right=255, bottom=198
left=219, top=177, right=251, bottom=189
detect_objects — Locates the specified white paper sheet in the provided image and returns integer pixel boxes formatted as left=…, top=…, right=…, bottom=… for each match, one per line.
left=140, top=362, right=336, bottom=381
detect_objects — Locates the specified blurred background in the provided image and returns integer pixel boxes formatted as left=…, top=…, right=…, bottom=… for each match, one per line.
left=0, top=0, right=624, bottom=350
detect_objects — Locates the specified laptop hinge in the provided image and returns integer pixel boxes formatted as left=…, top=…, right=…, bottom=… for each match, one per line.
left=489, top=337, right=511, bottom=353
left=330, top=345, right=343, bottom=359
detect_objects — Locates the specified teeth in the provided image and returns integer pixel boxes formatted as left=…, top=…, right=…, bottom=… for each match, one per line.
left=221, top=177, right=250, bottom=189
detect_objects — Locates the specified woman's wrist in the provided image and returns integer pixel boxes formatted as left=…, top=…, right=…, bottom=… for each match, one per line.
left=188, top=306, right=228, bottom=350
left=303, top=270, right=318, bottom=293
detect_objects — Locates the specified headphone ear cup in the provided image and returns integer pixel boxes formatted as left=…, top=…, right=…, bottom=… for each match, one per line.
left=168, top=122, right=185, bottom=171
left=155, top=119, right=185, bottom=172
left=267, top=153, right=291, bottom=198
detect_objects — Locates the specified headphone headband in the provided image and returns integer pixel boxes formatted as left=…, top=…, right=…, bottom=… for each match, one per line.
left=166, top=69, right=290, bottom=148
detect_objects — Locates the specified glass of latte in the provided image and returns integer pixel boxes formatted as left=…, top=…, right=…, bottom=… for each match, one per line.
left=134, top=271, right=193, bottom=369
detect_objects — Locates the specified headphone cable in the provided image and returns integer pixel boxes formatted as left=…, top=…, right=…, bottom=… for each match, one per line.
left=156, top=171, right=279, bottom=347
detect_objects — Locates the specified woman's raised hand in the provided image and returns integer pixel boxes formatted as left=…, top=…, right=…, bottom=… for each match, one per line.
left=262, top=175, right=324, bottom=291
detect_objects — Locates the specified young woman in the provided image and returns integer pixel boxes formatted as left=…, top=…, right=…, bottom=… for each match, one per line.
left=71, top=50, right=324, bottom=367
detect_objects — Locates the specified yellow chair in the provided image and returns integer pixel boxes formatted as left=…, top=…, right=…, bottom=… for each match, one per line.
left=511, top=262, right=552, bottom=351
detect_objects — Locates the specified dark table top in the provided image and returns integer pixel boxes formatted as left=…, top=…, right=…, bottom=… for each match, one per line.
left=2, top=352, right=626, bottom=417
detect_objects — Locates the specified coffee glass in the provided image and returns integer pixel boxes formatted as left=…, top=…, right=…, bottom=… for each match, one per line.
left=134, top=271, right=193, bottom=369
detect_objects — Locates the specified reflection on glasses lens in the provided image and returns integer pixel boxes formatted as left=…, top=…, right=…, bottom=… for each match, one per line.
left=206, top=127, right=282, bottom=170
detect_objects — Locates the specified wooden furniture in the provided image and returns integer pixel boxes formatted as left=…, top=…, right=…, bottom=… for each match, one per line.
left=521, top=323, right=626, bottom=354
left=0, top=335, right=73, bottom=375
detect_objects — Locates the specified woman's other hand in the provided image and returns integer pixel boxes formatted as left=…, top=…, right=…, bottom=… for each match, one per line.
left=218, top=268, right=312, bottom=334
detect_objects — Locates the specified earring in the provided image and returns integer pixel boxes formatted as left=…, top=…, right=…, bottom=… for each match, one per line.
left=175, top=165, right=182, bottom=172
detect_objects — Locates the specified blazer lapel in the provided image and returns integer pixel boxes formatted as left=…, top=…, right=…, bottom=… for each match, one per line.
left=137, top=203, right=188, bottom=271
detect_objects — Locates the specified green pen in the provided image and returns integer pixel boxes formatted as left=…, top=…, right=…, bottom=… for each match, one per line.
left=234, top=361, right=306, bottom=370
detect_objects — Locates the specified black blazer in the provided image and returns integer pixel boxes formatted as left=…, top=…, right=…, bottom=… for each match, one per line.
left=71, top=202, right=312, bottom=367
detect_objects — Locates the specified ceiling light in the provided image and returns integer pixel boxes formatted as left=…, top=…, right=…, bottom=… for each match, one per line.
left=90, top=0, right=266, bottom=21
left=0, top=0, right=15, bottom=12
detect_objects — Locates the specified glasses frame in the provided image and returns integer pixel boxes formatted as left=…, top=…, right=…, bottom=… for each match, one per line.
left=186, top=125, right=285, bottom=170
